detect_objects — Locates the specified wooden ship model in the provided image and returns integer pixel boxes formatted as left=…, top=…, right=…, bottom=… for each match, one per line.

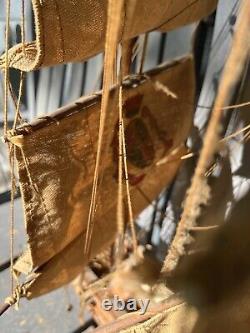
left=0, top=0, right=250, bottom=332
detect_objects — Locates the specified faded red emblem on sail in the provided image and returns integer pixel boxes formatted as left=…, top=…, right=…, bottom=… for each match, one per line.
left=111, top=94, right=173, bottom=185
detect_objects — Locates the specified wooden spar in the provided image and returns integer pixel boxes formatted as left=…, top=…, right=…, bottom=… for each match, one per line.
left=0, top=303, right=10, bottom=317
left=10, top=56, right=188, bottom=136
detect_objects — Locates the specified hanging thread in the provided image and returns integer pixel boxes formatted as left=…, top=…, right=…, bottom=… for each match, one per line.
left=84, top=0, right=125, bottom=257
left=117, top=86, right=125, bottom=238
left=3, top=0, right=26, bottom=297
left=3, top=0, right=11, bottom=138
left=120, top=108, right=138, bottom=252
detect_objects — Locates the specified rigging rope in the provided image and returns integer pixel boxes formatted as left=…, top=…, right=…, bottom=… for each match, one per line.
left=85, top=0, right=139, bottom=259
left=84, top=0, right=125, bottom=257
left=121, top=105, right=138, bottom=251
left=3, top=0, right=10, bottom=138
left=3, top=0, right=26, bottom=298
left=117, top=86, right=124, bottom=238
left=3, top=0, right=15, bottom=295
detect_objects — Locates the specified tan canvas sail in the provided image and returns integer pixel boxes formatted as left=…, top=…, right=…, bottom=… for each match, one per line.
left=8, top=56, right=195, bottom=298
left=0, top=0, right=217, bottom=71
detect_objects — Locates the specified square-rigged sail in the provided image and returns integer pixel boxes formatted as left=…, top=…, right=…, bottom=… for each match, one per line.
left=9, top=56, right=195, bottom=298
left=0, top=0, right=217, bottom=71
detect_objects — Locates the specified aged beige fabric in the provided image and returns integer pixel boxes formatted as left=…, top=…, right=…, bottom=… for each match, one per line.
left=0, top=0, right=217, bottom=71
left=121, top=303, right=198, bottom=333
left=10, top=56, right=195, bottom=297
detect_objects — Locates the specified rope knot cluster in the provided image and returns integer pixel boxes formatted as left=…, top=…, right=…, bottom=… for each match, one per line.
left=5, top=284, right=27, bottom=310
